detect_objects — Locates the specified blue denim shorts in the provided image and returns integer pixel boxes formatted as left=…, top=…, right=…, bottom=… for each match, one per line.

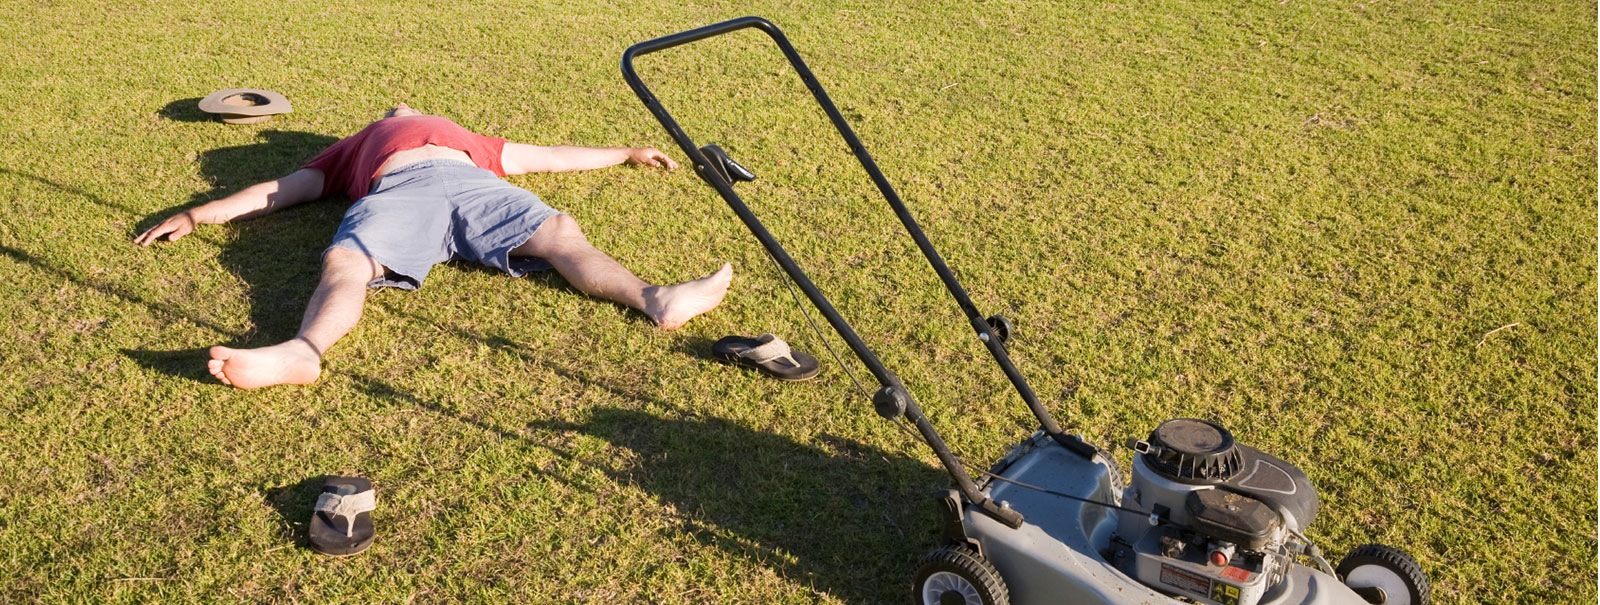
left=328, top=159, right=563, bottom=290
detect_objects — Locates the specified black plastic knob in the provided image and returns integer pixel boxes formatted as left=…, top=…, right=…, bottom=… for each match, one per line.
left=1140, top=418, right=1244, bottom=484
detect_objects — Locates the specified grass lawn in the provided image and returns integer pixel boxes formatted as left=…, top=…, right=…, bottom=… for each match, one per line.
left=1, top=0, right=1594, bottom=602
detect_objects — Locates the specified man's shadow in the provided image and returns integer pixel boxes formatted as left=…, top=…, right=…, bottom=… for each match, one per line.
left=137, top=130, right=345, bottom=344
left=533, top=407, right=948, bottom=603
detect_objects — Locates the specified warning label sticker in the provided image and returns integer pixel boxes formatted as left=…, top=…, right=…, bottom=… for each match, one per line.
left=1210, top=581, right=1242, bottom=605
left=1159, top=564, right=1210, bottom=597
left=1219, top=565, right=1253, bottom=582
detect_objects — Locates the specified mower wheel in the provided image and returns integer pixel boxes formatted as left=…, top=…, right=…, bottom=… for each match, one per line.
left=1098, top=447, right=1126, bottom=498
left=1336, top=543, right=1430, bottom=605
left=984, top=315, right=1013, bottom=344
left=912, top=545, right=1009, bottom=605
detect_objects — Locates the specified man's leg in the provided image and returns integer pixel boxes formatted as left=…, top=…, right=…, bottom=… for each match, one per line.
left=511, top=214, right=731, bottom=330
left=208, top=247, right=384, bottom=389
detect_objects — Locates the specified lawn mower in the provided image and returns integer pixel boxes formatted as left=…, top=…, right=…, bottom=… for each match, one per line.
left=622, top=17, right=1430, bottom=605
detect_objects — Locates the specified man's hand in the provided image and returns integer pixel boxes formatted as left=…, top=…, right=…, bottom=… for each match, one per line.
left=626, top=147, right=680, bottom=170
left=135, top=211, right=200, bottom=246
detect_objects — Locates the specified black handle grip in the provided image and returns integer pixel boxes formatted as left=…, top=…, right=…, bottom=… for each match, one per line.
left=622, top=15, right=777, bottom=63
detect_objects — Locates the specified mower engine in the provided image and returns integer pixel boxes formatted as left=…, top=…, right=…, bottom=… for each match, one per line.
left=1109, top=418, right=1320, bottom=605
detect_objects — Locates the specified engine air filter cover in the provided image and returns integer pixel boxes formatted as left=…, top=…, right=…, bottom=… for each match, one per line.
left=1142, top=418, right=1244, bottom=484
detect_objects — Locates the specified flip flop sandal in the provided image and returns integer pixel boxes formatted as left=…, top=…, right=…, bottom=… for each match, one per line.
left=309, top=476, right=376, bottom=557
left=713, top=334, right=821, bottom=381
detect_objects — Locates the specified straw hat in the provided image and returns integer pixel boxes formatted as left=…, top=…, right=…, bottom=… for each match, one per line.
left=198, top=88, right=292, bottom=124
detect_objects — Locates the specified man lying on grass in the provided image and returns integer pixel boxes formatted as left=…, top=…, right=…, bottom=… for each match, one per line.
left=136, top=102, right=732, bottom=389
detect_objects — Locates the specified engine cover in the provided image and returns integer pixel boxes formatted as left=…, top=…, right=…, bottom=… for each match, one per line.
left=1113, top=419, right=1325, bottom=605
left=1131, top=419, right=1320, bottom=532
left=1186, top=488, right=1279, bottom=549
left=1221, top=445, right=1320, bottom=532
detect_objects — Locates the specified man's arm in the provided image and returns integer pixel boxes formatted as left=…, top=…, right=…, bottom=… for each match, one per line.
left=135, top=168, right=326, bottom=246
left=500, top=143, right=679, bottom=176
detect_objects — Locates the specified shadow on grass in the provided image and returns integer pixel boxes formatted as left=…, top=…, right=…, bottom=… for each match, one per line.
left=0, top=232, right=303, bottom=388
left=1, top=168, right=151, bottom=218
left=8, top=138, right=941, bottom=598
left=131, top=129, right=340, bottom=235
left=0, top=243, right=242, bottom=338
left=348, top=309, right=941, bottom=602
left=8, top=229, right=940, bottom=598
left=349, top=359, right=941, bottom=602
left=534, top=407, right=942, bottom=602
left=261, top=475, right=330, bottom=548
left=3, top=125, right=339, bottom=349
left=157, top=97, right=210, bottom=123
left=673, top=335, right=720, bottom=361
left=118, top=347, right=214, bottom=383
left=154, top=129, right=342, bottom=345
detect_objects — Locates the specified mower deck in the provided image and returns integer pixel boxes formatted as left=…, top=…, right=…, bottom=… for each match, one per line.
left=963, top=435, right=1365, bottom=605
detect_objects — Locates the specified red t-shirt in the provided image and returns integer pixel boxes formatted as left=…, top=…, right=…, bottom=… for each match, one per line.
left=302, top=115, right=508, bottom=200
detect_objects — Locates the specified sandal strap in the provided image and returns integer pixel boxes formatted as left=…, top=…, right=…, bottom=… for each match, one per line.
left=316, top=490, right=376, bottom=538
left=743, top=334, right=798, bottom=367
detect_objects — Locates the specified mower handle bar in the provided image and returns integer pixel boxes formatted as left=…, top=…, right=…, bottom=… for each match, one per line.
left=622, top=17, right=1096, bottom=526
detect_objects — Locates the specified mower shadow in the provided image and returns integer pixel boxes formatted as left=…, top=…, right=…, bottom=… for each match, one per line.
left=532, top=407, right=944, bottom=603
left=347, top=307, right=944, bottom=602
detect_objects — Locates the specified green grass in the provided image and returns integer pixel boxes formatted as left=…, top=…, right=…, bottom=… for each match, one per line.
left=0, top=0, right=1593, bottom=602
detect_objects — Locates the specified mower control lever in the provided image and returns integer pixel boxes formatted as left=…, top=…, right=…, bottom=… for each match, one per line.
left=697, top=144, right=756, bottom=186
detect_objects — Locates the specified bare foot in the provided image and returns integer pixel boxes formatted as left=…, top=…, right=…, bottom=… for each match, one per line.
left=644, top=263, right=733, bottom=330
left=208, top=339, right=322, bottom=389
